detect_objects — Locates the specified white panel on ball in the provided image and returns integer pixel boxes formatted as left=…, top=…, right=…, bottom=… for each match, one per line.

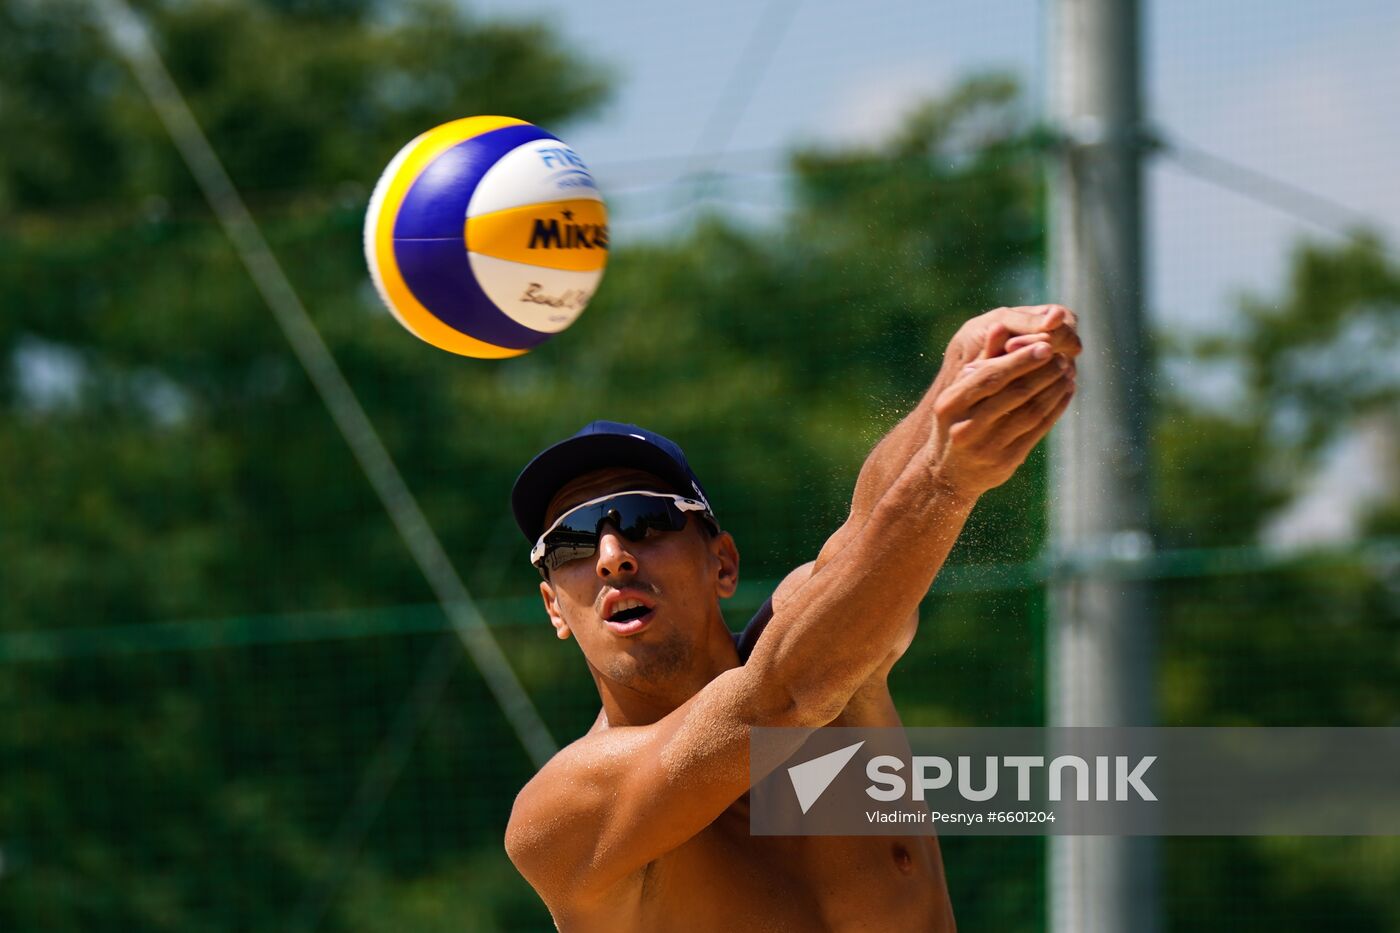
left=467, top=252, right=602, bottom=333
left=466, top=139, right=604, bottom=218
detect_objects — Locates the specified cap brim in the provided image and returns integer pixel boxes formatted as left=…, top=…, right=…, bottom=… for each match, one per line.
left=511, top=433, right=699, bottom=542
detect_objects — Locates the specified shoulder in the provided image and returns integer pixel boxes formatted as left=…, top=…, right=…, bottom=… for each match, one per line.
left=504, top=732, right=606, bottom=892
left=505, top=728, right=612, bottom=849
left=503, top=723, right=655, bottom=899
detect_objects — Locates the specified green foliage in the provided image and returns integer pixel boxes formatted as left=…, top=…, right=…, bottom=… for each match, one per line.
left=0, top=0, right=610, bottom=212
left=1183, top=233, right=1400, bottom=467
left=1155, top=234, right=1400, bottom=932
left=1153, top=402, right=1284, bottom=547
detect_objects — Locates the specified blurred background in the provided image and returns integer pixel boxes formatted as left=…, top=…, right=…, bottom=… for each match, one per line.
left=2, top=0, right=1397, bottom=930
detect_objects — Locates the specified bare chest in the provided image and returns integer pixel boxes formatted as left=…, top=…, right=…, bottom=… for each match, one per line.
left=627, top=805, right=954, bottom=932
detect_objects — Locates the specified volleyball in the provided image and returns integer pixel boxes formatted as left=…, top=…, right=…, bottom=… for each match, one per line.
left=364, top=116, right=608, bottom=358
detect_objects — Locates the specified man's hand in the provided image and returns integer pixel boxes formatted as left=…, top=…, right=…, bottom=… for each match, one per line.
left=927, top=341, right=1075, bottom=497
left=934, top=304, right=1081, bottom=397
left=817, top=302, right=1081, bottom=571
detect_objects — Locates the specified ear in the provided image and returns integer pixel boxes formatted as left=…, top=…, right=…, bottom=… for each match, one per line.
left=709, top=531, right=740, bottom=599
left=539, top=579, right=572, bottom=641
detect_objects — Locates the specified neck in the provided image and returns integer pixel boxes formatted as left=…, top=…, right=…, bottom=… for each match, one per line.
left=592, top=618, right=739, bottom=727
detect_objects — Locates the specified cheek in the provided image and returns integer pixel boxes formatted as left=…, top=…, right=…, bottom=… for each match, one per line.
left=557, top=591, right=586, bottom=620
left=550, top=571, right=598, bottom=620
left=648, top=533, right=716, bottom=594
left=639, top=530, right=698, bottom=571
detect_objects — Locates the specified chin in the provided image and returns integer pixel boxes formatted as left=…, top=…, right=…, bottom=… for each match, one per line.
left=602, top=632, right=692, bottom=685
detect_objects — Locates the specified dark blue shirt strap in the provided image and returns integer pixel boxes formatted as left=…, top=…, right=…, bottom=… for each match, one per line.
left=732, top=595, right=775, bottom=664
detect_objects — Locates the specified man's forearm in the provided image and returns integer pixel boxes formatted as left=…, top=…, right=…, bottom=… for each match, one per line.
left=814, top=375, right=951, bottom=571
left=847, top=379, right=946, bottom=521
left=745, top=450, right=977, bottom=726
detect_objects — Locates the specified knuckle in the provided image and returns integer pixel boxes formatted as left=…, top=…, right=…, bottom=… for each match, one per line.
left=948, top=420, right=973, bottom=441
left=975, top=371, right=1002, bottom=393
left=1002, top=381, right=1032, bottom=405
left=1037, top=384, right=1067, bottom=411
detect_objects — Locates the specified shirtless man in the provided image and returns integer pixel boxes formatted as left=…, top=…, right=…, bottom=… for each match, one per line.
left=505, top=305, right=1081, bottom=931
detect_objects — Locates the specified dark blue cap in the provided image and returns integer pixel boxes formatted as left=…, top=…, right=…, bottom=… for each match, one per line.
left=511, top=421, right=714, bottom=542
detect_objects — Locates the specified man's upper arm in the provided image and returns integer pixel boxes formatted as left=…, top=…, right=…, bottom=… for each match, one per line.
left=505, top=668, right=803, bottom=909
left=771, top=559, right=917, bottom=679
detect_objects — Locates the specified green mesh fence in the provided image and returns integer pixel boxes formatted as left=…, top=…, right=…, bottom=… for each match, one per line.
left=5, top=544, right=1397, bottom=930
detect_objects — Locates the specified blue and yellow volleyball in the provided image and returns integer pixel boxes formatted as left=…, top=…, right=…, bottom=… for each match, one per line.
left=364, top=116, right=608, bottom=358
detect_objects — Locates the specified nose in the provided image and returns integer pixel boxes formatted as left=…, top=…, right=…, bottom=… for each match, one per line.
left=594, top=521, right=638, bottom=580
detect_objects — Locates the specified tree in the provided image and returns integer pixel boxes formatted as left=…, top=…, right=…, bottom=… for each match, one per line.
left=1, top=2, right=609, bottom=930
left=1155, top=232, right=1400, bottom=931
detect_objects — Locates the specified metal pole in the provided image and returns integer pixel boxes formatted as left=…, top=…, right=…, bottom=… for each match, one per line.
left=1047, top=0, right=1157, bottom=931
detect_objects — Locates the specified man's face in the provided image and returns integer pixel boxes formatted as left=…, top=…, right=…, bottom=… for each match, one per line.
left=538, top=467, right=738, bottom=690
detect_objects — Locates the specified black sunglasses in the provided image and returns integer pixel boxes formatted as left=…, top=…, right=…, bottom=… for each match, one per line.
left=530, top=490, right=716, bottom=574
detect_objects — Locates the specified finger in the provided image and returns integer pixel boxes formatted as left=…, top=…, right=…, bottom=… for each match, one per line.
left=993, top=305, right=1079, bottom=356
left=999, top=370, right=1074, bottom=438
left=1009, top=304, right=1070, bottom=332
left=1047, top=323, right=1083, bottom=358
left=939, top=341, right=1055, bottom=414
left=1042, top=305, right=1081, bottom=356
left=964, top=353, right=1069, bottom=423
left=958, top=334, right=1028, bottom=379
left=1004, top=332, right=1052, bottom=354
left=979, top=323, right=1011, bottom=360
left=1001, top=392, right=1075, bottom=466
left=984, top=305, right=1054, bottom=336
left=1023, top=304, right=1075, bottom=328
left=1008, top=326, right=1078, bottom=360
left=1001, top=380, right=1075, bottom=460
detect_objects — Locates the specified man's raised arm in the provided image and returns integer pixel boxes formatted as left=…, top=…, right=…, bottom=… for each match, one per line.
left=507, top=339, right=1074, bottom=917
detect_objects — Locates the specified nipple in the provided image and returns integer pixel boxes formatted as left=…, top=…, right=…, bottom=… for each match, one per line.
left=892, top=843, right=913, bottom=874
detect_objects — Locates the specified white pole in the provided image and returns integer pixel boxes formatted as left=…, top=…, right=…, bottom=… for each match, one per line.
left=1047, top=0, right=1158, bottom=930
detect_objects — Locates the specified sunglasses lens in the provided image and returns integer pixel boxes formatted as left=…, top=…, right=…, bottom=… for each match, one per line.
left=538, top=494, right=690, bottom=571
left=541, top=529, right=597, bottom=570
left=614, top=501, right=680, bottom=541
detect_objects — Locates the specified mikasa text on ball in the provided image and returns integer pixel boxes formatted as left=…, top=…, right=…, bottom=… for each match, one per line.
left=364, top=116, right=608, bottom=358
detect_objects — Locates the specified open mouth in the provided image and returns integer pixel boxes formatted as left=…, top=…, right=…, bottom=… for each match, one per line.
left=604, top=599, right=655, bottom=635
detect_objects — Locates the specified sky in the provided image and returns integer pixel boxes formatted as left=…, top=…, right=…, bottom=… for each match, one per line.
left=464, top=0, right=1400, bottom=342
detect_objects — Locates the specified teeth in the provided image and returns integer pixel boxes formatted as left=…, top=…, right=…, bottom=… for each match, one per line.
left=612, top=598, right=645, bottom=614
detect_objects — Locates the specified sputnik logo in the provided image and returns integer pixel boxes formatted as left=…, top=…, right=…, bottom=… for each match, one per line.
left=787, top=741, right=865, bottom=814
